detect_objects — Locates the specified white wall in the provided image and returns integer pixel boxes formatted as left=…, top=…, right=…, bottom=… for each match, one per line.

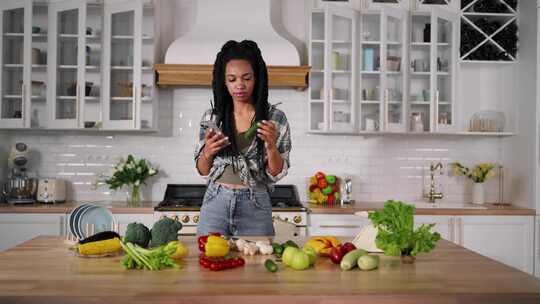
left=1, top=0, right=519, bottom=206
left=501, top=0, right=537, bottom=209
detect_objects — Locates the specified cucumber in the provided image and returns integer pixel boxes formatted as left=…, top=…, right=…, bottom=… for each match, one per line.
left=264, top=259, right=278, bottom=273
left=340, top=249, right=368, bottom=271
left=243, top=121, right=260, bottom=141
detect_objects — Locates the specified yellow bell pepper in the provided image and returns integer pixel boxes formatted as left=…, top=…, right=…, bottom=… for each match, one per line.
left=304, top=236, right=341, bottom=256
left=204, top=235, right=230, bottom=257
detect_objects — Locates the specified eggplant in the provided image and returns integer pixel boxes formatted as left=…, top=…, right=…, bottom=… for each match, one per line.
left=79, top=231, right=120, bottom=244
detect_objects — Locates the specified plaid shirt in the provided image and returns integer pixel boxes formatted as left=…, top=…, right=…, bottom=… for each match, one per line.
left=194, top=104, right=291, bottom=191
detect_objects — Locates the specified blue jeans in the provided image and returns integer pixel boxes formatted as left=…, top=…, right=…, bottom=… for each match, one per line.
left=197, top=182, right=275, bottom=237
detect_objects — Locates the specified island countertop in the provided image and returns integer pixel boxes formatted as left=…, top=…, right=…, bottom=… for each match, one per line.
left=1, top=236, right=539, bottom=304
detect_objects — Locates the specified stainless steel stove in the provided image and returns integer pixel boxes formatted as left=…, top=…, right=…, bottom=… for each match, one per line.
left=154, top=184, right=308, bottom=236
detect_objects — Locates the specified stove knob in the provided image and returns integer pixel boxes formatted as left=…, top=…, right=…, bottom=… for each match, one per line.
left=181, top=215, right=190, bottom=223
left=193, top=215, right=199, bottom=223
left=284, top=217, right=289, bottom=222
left=293, top=216, right=302, bottom=224
left=172, top=215, right=179, bottom=221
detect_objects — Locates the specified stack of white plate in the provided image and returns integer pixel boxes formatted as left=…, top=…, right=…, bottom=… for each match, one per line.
left=68, top=203, right=116, bottom=240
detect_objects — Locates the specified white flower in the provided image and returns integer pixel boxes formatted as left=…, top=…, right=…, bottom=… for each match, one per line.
left=134, top=180, right=140, bottom=186
left=148, top=168, right=156, bottom=175
left=137, top=167, right=142, bottom=174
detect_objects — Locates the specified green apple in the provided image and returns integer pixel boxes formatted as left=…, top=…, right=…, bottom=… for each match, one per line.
left=290, top=251, right=310, bottom=271
left=282, top=246, right=299, bottom=266
left=302, top=245, right=317, bottom=266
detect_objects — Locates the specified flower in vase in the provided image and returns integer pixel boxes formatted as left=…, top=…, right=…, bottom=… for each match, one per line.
left=95, top=154, right=159, bottom=193
left=450, top=162, right=496, bottom=183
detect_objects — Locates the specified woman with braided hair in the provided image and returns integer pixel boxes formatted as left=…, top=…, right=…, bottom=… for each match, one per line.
left=194, top=40, right=292, bottom=236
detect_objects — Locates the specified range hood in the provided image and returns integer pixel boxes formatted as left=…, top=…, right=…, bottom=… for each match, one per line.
left=155, top=0, right=309, bottom=90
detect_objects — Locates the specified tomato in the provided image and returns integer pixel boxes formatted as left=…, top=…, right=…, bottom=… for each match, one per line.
left=209, top=262, right=221, bottom=271
left=202, top=259, right=211, bottom=268
left=225, top=259, right=235, bottom=269
left=237, top=257, right=245, bottom=266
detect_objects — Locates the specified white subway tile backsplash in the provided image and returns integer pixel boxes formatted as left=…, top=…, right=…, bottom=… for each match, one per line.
left=2, top=89, right=504, bottom=204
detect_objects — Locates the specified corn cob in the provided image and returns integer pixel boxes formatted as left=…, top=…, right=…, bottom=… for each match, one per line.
left=78, top=237, right=122, bottom=255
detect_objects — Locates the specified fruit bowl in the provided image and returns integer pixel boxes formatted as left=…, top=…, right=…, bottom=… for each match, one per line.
left=307, top=171, right=341, bottom=204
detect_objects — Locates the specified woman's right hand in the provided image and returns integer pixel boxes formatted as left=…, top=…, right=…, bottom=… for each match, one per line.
left=201, top=129, right=230, bottom=160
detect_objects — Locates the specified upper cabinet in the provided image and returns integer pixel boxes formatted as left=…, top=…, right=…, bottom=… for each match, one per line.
left=309, top=6, right=358, bottom=133
left=409, top=8, right=459, bottom=132
left=0, top=0, right=156, bottom=131
left=309, top=1, right=460, bottom=134
left=103, top=0, right=155, bottom=130
left=359, top=7, right=408, bottom=132
left=0, top=0, right=32, bottom=128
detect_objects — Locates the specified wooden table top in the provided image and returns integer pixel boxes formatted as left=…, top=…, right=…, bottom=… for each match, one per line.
left=1, top=236, right=539, bottom=304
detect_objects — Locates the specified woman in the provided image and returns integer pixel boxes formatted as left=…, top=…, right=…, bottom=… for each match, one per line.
left=194, top=40, right=291, bottom=237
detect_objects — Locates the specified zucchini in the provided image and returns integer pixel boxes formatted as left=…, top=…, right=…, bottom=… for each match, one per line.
left=340, top=249, right=368, bottom=271
left=79, top=231, right=121, bottom=244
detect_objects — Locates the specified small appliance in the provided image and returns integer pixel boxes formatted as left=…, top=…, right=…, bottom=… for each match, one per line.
left=37, top=179, right=66, bottom=203
left=2, top=143, right=37, bottom=204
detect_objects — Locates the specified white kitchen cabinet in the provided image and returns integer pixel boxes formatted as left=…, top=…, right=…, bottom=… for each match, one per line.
left=47, top=0, right=102, bottom=129
left=414, top=215, right=454, bottom=241
left=456, top=216, right=535, bottom=275
left=409, top=8, right=458, bottom=132
left=309, top=5, right=359, bottom=133
left=0, top=0, right=33, bottom=129
left=359, top=6, right=408, bottom=132
left=102, top=0, right=156, bottom=130
left=308, top=214, right=370, bottom=236
left=113, top=213, right=154, bottom=236
left=0, top=213, right=66, bottom=251
left=535, top=216, right=540, bottom=278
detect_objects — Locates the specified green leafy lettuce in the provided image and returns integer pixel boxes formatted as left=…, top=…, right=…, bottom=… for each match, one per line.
left=368, top=200, right=441, bottom=257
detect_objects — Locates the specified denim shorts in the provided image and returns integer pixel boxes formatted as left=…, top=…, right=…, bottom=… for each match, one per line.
left=197, top=182, right=275, bottom=237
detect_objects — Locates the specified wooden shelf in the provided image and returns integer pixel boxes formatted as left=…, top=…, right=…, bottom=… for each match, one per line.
left=155, top=64, right=310, bottom=90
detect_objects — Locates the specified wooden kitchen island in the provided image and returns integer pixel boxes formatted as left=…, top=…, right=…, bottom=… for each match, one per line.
left=1, top=236, right=539, bottom=304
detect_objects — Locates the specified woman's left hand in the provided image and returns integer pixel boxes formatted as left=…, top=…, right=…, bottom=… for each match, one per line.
left=257, top=120, right=278, bottom=150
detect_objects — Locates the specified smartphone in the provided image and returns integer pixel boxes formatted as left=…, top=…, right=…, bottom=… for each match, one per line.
left=200, top=120, right=221, bottom=133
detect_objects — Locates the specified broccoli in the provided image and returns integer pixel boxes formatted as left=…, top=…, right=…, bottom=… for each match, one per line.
left=124, top=222, right=151, bottom=248
left=151, top=217, right=182, bottom=247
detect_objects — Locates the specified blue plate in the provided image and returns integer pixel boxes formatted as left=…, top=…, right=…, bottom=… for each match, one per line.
left=77, top=206, right=115, bottom=239
left=69, top=204, right=92, bottom=239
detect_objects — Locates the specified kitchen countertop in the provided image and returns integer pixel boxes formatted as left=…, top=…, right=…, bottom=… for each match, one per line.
left=305, top=202, right=536, bottom=216
left=0, top=236, right=539, bottom=304
left=0, top=200, right=535, bottom=216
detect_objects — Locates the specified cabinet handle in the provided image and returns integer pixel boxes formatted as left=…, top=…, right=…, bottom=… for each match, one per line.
left=434, top=90, right=440, bottom=130
left=319, top=225, right=362, bottom=229
left=76, top=85, right=80, bottom=127
left=133, top=87, right=137, bottom=128
left=21, top=84, right=25, bottom=126
left=384, top=89, right=389, bottom=130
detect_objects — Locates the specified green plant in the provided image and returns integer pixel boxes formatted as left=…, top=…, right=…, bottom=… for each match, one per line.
left=98, top=154, right=158, bottom=190
left=368, top=200, right=441, bottom=257
left=450, top=162, right=496, bottom=183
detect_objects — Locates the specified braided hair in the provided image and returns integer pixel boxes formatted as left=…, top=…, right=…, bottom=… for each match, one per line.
left=211, top=40, right=270, bottom=174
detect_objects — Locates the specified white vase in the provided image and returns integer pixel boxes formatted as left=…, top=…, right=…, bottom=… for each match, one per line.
left=472, top=182, right=485, bottom=205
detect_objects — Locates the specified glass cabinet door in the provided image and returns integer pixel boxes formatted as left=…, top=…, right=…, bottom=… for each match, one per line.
left=359, top=11, right=381, bottom=132
left=103, top=0, right=142, bottom=130
left=48, top=0, right=85, bottom=129
left=381, top=7, right=407, bottom=132
left=0, top=0, right=31, bottom=128
left=432, top=8, right=457, bottom=132
left=409, top=12, right=433, bottom=132
left=327, top=6, right=357, bottom=133
left=308, top=9, right=326, bottom=132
